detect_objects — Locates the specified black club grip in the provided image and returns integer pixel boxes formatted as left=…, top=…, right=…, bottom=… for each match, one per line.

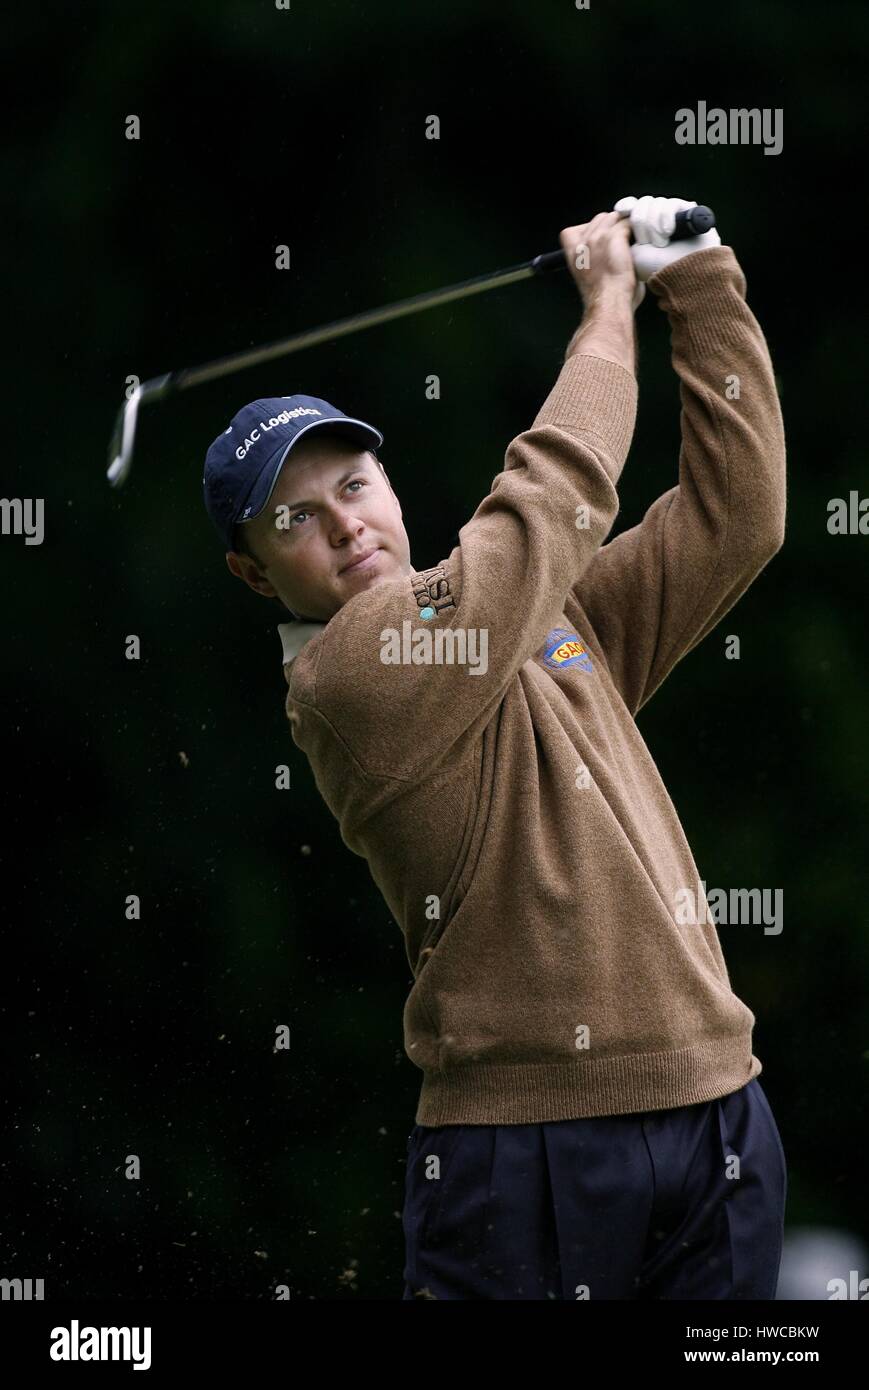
left=670, top=204, right=715, bottom=238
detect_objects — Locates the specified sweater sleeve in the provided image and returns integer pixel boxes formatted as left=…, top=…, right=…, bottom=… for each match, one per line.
left=295, top=352, right=638, bottom=779
left=571, top=245, right=787, bottom=717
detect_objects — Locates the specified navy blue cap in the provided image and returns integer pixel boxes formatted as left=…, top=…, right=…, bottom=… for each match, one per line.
left=203, top=394, right=383, bottom=551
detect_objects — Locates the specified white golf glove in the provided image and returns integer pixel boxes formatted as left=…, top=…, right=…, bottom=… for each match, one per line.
left=614, top=195, right=722, bottom=305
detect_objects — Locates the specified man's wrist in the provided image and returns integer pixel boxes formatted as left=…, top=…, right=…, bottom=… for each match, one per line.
left=580, top=282, right=636, bottom=316
left=565, top=286, right=637, bottom=375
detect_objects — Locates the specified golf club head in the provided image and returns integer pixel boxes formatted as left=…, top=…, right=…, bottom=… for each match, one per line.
left=106, top=387, right=142, bottom=488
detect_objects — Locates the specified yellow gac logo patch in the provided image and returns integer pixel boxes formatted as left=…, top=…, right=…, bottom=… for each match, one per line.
left=541, top=627, right=594, bottom=674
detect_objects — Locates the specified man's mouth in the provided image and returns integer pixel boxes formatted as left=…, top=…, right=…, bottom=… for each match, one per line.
left=340, top=547, right=381, bottom=575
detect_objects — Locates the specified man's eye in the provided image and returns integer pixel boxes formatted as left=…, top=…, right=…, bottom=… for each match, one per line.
left=289, top=482, right=364, bottom=527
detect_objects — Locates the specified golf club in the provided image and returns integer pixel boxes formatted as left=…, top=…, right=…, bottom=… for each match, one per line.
left=105, top=204, right=715, bottom=489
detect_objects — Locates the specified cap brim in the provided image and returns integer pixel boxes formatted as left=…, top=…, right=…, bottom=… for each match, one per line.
left=234, top=417, right=384, bottom=532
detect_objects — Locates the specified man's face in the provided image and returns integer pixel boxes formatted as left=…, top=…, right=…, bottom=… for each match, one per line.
left=226, top=434, right=412, bottom=621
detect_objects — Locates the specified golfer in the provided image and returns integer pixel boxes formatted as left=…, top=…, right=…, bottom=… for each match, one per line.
left=202, top=195, right=788, bottom=1300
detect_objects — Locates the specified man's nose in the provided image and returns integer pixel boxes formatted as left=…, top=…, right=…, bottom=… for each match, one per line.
left=329, top=505, right=364, bottom=540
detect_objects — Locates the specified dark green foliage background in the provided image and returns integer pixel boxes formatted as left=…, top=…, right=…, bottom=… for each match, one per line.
left=2, top=0, right=866, bottom=1298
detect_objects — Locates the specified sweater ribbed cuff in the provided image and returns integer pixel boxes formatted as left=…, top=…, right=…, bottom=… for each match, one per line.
left=647, top=245, right=753, bottom=354
left=532, top=352, right=638, bottom=469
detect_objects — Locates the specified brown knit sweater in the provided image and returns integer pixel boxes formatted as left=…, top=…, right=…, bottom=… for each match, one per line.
left=278, top=245, right=787, bottom=1125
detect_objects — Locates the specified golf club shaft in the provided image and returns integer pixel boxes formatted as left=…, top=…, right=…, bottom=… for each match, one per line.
left=106, top=205, right=715, bottom=486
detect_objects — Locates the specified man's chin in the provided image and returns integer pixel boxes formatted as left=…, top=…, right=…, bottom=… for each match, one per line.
left=339, top=548, right=396, bottom=589
left=336, top=557, right=401, bottom=607
left=294, top=553, right=404, bottom=621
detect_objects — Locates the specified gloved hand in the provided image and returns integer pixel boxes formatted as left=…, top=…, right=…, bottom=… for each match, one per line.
left=613, top=195, right=722, bottom=300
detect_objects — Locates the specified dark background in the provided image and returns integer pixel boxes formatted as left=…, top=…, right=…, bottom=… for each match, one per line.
left=2, top=0, right=867, bottom=1299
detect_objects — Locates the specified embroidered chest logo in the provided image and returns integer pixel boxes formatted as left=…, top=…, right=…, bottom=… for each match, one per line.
left=541, top=627, right=594, bottom=674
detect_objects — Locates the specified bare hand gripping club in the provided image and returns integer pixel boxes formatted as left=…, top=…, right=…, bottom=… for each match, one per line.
left=106, top=205, right=715, bottom=489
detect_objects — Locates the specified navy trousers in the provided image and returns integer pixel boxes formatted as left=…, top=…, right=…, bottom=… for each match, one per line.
left=402, top=1077, right=787, bottom=1300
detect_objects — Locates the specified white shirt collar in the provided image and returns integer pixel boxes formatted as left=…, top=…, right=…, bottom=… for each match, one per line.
left=278, top=620, right=326, bottom=666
